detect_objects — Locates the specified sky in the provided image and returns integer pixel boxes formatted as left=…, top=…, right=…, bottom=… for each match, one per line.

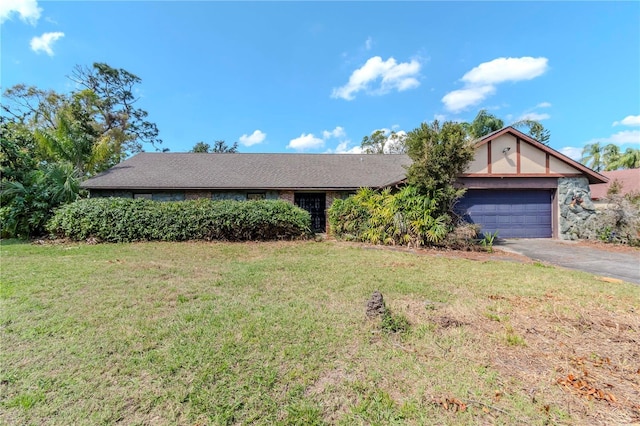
left=1, top=1, right=639, bottom=160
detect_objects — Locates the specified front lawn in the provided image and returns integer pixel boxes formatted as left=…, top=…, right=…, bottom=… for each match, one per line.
left=1, top=240, right=638, bottom=425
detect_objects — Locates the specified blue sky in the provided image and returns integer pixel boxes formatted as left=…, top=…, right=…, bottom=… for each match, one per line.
left=2, top=1, right=639, bottom=160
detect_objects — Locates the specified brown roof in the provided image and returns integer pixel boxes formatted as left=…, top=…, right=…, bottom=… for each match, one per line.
left=590, top=169, right=640, bottom=200
left=475, top=127, right=609, bottom=184
left=81, top=153, right=411, bottom=190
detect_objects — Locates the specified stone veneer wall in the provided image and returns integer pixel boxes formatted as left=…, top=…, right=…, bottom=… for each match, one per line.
left=558, top=177, right=597, bottom=240
left=185, top=191, right=212, bottom=200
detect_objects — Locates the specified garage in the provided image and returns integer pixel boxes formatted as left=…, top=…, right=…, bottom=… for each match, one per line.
left=457, top=190, right=553, bottom=238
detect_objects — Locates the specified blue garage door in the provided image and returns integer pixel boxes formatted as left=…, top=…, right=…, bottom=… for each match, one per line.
left=457, top=190, right=552, bottom=238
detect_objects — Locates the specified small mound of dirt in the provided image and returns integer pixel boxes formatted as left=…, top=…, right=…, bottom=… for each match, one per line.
left=366, top=291, right=386, bottom=318
left=434, top=315, right=465, bottom=328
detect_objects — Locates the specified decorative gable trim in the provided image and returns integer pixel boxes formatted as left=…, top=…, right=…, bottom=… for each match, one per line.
left=465, top=127, right=608, bottom=184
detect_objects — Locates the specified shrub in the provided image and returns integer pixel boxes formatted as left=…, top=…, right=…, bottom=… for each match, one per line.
left=47, top=198, right=312, bottom=242
left=328, top=186, right=451, bottom=247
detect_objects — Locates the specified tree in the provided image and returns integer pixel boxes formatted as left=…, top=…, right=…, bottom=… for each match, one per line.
left=512, top=119, right=551, bottom=145
left=616, top=147, right=640, bottom=169
left=404, top=120, right=475, bottom=214
left=190, top=140, right=238, bottom=153
left=360, top=130, right=407, bottom=154
left=463, top=109, right=504, bottom=140
left=211, top=140, right=238, bottom=153
left=602, top=144, right=621, bottom=171
left=190, top=142, right=211, bottom=153
left=3, top=63, right=162, bottom=163
left=68, top=63, right=162, bottom=154
left=464, top=109, right=551, bottom=144
left=1, top=62, right=162, bottom=238
left=581, top=142, right=604, bottom=172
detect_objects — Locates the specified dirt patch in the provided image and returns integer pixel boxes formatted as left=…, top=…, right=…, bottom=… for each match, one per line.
left=433, top=315, right=466, bottom=329
left=470, top=294, right=640, bottom=425
left=574, top=239, right=640, bottom=255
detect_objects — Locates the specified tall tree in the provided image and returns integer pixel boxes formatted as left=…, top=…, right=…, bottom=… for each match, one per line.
left=360, top=130, right=407, bottom=154
left=189, top=140, right=238, bottom=153
left=190, top=142, right=211, bottom=153
left=211, top=140, right=238, bottom=153
left=404, top=120, right=475, bottom=214
left=4, top=63, right=162, bottom=163
left=581, top=142, right=604, bottom=172
left=68, top=63, right=162, bottom=154
left=464, top=109, right=504, bottom=140
left=512, top=119, right=551, bottom=144
left=602, top=144, right=621, bottom=171
left=616, top=147, right=640, bottom=169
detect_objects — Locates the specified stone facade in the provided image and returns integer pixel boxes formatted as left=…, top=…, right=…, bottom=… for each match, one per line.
left=558, top=177, right=597, bottom=240
left=185, top=191, right=212, bottom=200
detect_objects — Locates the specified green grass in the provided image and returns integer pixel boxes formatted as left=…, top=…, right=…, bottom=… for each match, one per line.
left=1, top=240, right=638, bottom=425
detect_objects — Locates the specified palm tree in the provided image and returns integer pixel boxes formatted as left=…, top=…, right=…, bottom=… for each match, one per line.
left=34, top=109, right=112, bottom=178
left=616, top=147, right=640, bottom=169
left=581, top=142, right=604, bottom=172
left=464, top=110, right=504, bottom=140
left=602, top=144, right=621, bottom=171
left=464, top=110, right=551, bottom=144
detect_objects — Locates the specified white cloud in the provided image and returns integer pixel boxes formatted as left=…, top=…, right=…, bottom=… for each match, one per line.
left=442, top=56, right=549, bottom=113
left=584, top=130, right=640, bottom=146
left=287, top=133, right=324, bottom=151
left=30, top=32, right=64, bottom=56
left=0, top=0, right=41, bottom=24
left=239, top=129, right=266, bottom=146
left=330, top=140, right=362, bottom=154
left=461, top=57, right=549, bottom=85
left=365, top=37, right=373, bottom=51
left=536, top=102, right=552, bottom=108
left=559, top=147, right=583, bottom=161
left=517, top=112, right=551, bottom=121
left=613, top=115, right=640, bottom=127
left=322, top=126, right=346, bottom=140
left=331, top=56, right=421, bottom=100
left=441, top=85, right=495, bottom=112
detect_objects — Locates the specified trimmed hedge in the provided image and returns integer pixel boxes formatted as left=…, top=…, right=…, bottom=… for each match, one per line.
left=47, top=198, right=312, bottom=242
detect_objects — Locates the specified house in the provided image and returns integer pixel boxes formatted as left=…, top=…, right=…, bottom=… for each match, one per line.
left=80, top=153, right=410, bottom=232
left=81, top=127, right=607, bottom=239
left=589, top=169, right=640, bottom=205
left=456, top=127, right=607, bottom=239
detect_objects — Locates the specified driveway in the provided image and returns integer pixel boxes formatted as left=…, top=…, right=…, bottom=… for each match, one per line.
left=495, top=239, right=640, bottom=284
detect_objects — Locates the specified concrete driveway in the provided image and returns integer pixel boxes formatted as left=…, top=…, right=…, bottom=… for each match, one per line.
left=496, top=239, right=640, bottom=284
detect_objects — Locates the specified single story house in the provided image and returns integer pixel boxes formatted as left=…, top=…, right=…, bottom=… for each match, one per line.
left=589, top=169, right=639, bottom=205
left=82, top=127, right=607, bottom=239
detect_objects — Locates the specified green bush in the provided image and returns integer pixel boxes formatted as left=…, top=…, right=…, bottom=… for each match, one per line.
left=47, top=198, right=312, bottom=242
left=328, top=187, right=451, bottom=247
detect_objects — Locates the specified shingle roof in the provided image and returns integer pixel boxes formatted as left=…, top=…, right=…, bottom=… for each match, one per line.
left=590, top=169, right=640, bottom=200
left=81, top=153, right=411, bottom=190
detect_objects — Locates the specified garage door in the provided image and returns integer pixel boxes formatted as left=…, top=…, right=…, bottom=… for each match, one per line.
left=456, top=190, right=552, bottom=238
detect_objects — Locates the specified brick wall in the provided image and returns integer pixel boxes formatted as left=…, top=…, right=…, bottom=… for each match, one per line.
left=279, top=191, right=295, bottom=204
